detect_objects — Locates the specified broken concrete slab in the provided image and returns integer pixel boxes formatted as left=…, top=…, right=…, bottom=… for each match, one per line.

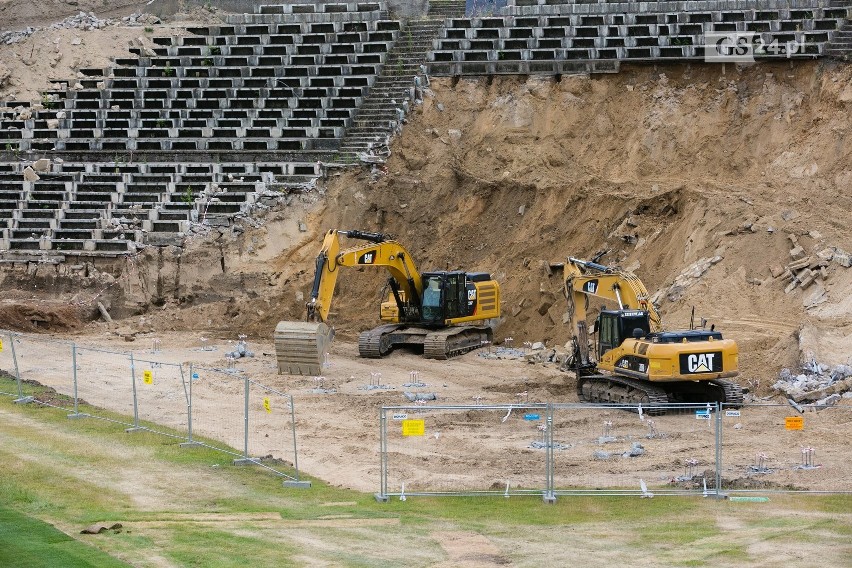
left=32, top=158, right=51, bottom=172
left=22, top=166, right=39, bottom=181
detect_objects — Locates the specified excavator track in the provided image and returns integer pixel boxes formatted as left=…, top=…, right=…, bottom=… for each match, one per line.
left=423, top=326, right=493, bottom=360
left=357, top=324, right=403, bottom=358
left=577, top=374, right=670, bottom=415
left=711, top=378, right=744, bottom=406
left=577, top=373, right=745, bottom=415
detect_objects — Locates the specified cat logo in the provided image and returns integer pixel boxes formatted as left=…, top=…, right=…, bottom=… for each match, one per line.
left=467, top=289, right=477, bottom=301
left=680, top=351, right=722, bottom=374
left=358, top=251, right=376, bottom=265
left=583, top=280, right=599, bottom=295
left=688, top=354, right=714, bottom=372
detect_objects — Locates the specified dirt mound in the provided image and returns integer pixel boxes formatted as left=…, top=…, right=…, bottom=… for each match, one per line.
left=0, top=299, right=90, bottom=332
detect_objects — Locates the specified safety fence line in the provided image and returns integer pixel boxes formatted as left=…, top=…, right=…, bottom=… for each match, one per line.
left=0, top=329, right=309, bottom=489
left=376, top=402, right=852, bottom=502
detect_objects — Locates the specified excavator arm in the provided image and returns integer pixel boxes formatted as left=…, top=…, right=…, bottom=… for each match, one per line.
left=563, top=257, right=661, bottom=336
left=306, top=229, right=423, bottom=322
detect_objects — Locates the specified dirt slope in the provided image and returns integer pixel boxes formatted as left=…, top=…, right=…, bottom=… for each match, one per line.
left=281, top=62, right=852, bottom=385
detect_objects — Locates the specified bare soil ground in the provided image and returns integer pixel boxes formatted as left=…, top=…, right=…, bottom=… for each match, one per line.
left=8, top=329, right=850, bottom=496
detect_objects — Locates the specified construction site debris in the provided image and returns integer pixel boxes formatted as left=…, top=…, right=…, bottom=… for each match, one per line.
left=773, top=363, right=852, bottom=403
left=404, top=392, right=436, bottom=402
left=651, top=256, right=723, bottom=303
left=226, top=338, right=254, bottom=360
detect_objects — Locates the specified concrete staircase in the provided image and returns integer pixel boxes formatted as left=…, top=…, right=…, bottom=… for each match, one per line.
left=826, top=22, right=852, bottom=60
left=427, top=0, right=467, bottom=18
left=338, top=5, right=461, bottom=158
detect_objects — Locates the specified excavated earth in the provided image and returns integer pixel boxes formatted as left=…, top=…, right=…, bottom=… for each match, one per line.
left=1, top=3, right=852, bottom=493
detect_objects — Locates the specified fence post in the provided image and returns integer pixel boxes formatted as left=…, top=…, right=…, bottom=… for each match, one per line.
left=67, top=343, right=83, bottom=419
left=283, top=394, right=311, bottom=488
left=180, top=363, right=201, bottom=448
left=714, top=401, right=725, bottom=499
left=10, top=333, right=32, bottom=405
left=543, top=403, right=556, bottom=504
left=125, top=353, right=143, bottom=432
left=233, top=375, right=254, bottom=465
left=375, top=407, right=389, bottom=502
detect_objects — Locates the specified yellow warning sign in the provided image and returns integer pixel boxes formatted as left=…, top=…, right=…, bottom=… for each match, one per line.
left=143, top=370, right=153, bottom=385
left=402, top=419, right=425, bottom=437
left=785, top=416, right=804, bottom=430
left=0, top=337, right=3, bottom=352
left=263, top=397, right=271, bottom=413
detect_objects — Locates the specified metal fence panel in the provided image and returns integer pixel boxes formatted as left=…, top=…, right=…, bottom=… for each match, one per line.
left=720, top=403, right=852, bottom=493
left=379, top=404, right=549, bottom=497
left=13, top=334, right=75, bottom=411
left=74, top=346, right=134, bottom=425
left=552, top=404, right=720, bottom=496
left=131, top=358, right=188, bottom=439
left=247, top=379, right=300, bottom=481
left=188, top=366, right=247, bottom=457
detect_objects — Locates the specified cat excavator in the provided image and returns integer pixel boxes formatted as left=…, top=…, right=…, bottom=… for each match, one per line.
left=561, top=257, right=743, bottom=413
left=274, top=229, right=500, bottom=375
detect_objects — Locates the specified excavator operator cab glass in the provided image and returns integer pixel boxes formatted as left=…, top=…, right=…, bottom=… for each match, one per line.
left=421, top=274, right=444, bottom=323
left=421, top=272, right=471, bottom=324
left=596, top=310, right=651, bottom=357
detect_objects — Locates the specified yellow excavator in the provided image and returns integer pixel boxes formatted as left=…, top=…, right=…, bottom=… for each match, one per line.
left=561, top=257, right=742, bottom=412
left=274, top=229, right=500, bottom=375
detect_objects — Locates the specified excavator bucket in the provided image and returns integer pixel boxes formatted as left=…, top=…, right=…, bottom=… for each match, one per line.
left=274, top=321, right=333, bottom=376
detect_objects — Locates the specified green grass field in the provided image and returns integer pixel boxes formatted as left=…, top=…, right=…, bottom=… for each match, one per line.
left=1, top=377, right=851, bottom=567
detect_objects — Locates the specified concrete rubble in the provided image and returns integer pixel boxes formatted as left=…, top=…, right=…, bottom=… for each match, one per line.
left=772, top=363, right=852, bottom=405
left=651, top=256, right=723, bottom=303
left=1, top=12, right=161, bottom=45
left=771, top=234, right=850, bottom=298
left=593, top=442, right=645, bottom=460
left=476, top=343, right=566, bottom=365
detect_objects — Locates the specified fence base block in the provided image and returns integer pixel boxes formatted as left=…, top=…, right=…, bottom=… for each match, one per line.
left=13, top=396, right=33, bottom=404
left=233, top=458, right=257, bottom=466
left=67, top=412, right=86, bottom=420
left=283, top=480, right=311, bottom=489
left=374, top=493, right=389, bottom=503
left=179, top=441, right=203, bottom=448
left=124, top=427, right=145, bottom=433
left=542, top=492, right=557, bottom=504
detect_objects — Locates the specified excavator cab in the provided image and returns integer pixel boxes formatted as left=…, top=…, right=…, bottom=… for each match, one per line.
left=595, top=309, right=651, bottom=359
left=420, top=272, right=476, bottom=324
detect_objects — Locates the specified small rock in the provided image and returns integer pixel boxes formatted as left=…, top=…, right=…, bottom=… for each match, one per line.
left=531, top=341, right=545, bottom=350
